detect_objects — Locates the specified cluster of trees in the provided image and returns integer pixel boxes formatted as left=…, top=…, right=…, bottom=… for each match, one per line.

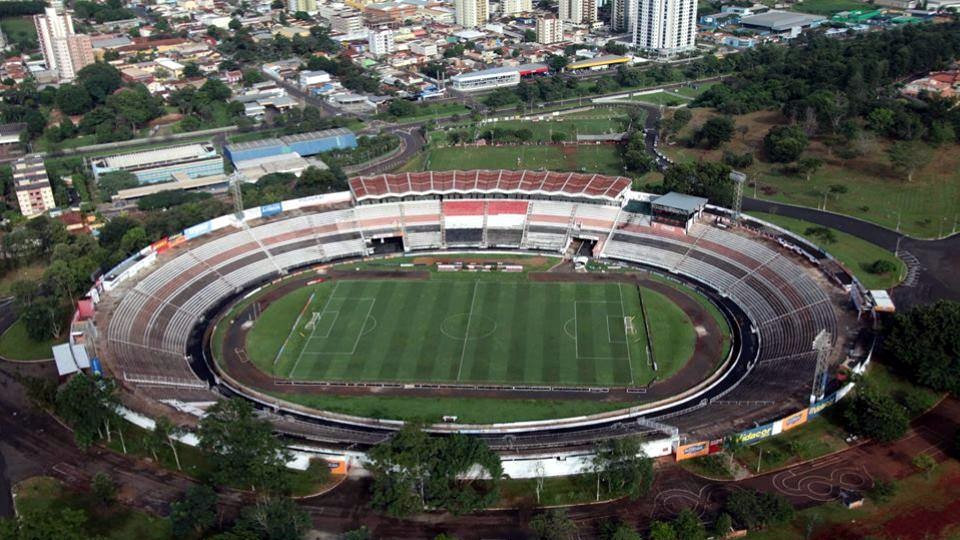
left=73, top=0, right=135, bottom=23
left=167, top=78, right=243, bottom=132
left=37, top=63, right=164, bottom=144
left=883, top=300, right=960, bottom=394
left=241, top=166, right=347, bottom=207
left=661, top=161, right=735, bottom=207
left=485, top=62, right=722, bottom=109
left=691, top=116, right=734, bottom=150
left=216, top=23, right=339, bottom=66
left=621, top=130, right=655, bottom=175
left=368, top=424, right=503, bottom=517
left=304, top=54, right=380, bottom=94
left=842, top=378, right=910, bottom=443
left=320, top=134, right=398, bottom=168
left=478, top=126, right=535, bottom=144
left=692, top=24, right=960, bottom=148
left=0, top=0, right=45, bottom=16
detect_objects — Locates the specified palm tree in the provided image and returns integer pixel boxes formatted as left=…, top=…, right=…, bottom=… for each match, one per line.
left=155, top=416, right=184, bottom=470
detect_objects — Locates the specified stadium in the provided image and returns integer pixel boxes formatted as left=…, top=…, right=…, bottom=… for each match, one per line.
left=85, top=170, right=875, bottom=470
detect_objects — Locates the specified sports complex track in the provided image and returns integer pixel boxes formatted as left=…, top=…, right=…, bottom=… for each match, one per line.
left=92, top=172, right=855, bottom=452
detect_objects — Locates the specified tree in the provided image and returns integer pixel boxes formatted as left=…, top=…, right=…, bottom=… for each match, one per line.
left=529, top=509, right=577, bottom=540
left=21, top=296, right=63, bottom=341
left=883, top=301, right=960, bottom=393
left=827, top=183, right=848, bottom=198
left=368, top=425, right=502, bottom=517
left=91, top=472, right=117, bottom=506
left=603, top=40, right=628, bottom=55
left=886, top=141, right=931, bottom=182
left=54, top=374, right=121, bottom=449
left=622, top=131, right=655, bottom=175
left=763, top=125, right=808, bottom=163
left=843, top=382, right=908, bottom=442
left=590, top=437, right=654, bottom=501
left=183, top=62, right=202, bottom=78
left=673, top=508, right=706, bottom=540
left=546, top=54, right=568, bottom=72
left=97, top=170, right=139, bottom=199
left=523, top=29, right=537, bottom=42
left=796, top=156, right=823, bottom=181
left=197, top=399, right=293, bottom=492
left=648, top=521, right=677, bottom=540
left=867, top=107, right=895, bottom=134
left=55, top=84, right=93, bottom=115
left=76, top=62, right=123, bottom=104
left=713, top=513, right=733, bottom=537
left=155, top=416, right=184, bottom=470
left=106, top=85, right=164, bottom=129
left=387, top=99, right=417, bottom=118
left=724, top=489, right=794, bottom=530
left=662, top=161, right=734, bottom=207
left=803, top=226, right=836, bottom=245
left=661, top=108, right=692, bottom=141
left=170, top=485, right=219, bottom=538
left=229, top=497, right=310, bottom=540
left=0, top=506, right=89, bottom=540
left=695, top=116, right=734, bottom=149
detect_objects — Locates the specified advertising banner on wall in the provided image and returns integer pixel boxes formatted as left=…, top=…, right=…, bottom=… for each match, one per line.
left=780, top=409, right=809, bottom=432
left=261, top=202, right=283, bottom=218
left=735, top=422, right=779, bottom=446
left=676, top=441, right=711, bottom=461
left=807, top=392, right=838, bottom=418
left=184, top=220, right=213, bottom=240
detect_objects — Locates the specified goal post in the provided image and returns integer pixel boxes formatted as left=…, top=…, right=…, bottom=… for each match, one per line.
left=624, top=315, right=637, bottom=336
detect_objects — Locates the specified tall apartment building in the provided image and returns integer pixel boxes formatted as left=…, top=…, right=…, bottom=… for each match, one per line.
left=502, top=0, right=533, bottom=15
left=12, top=156, right=55, bottom=218
left=610, top=0, right=629, bottom=31
left=630, top=0, right=696, bottom=53
left=33, top=1, right=93, bottom=81
left=287, top=0, right=318, bottom=13
left=367, top=27, right=395, bottom=56
left=536, top=17, right=563, bottom=44
left=558, top=0, right=596, bottom=25
left=455, top=0, right=489, bottom=28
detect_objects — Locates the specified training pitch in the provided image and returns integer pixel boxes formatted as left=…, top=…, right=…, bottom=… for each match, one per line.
left=251, top=279, right=669, bottom=387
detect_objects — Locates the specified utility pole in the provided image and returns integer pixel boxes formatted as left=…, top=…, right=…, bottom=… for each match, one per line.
left=730, top=170, right=746, bottom=223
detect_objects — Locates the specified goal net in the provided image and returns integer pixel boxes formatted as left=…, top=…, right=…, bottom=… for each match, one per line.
left=624, top=315, right=637, bottom=336
left=304, top=311, right=322, bottom=331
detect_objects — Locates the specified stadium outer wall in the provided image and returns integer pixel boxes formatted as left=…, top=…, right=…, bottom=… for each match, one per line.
left=86, top=186, right=875, bottom=472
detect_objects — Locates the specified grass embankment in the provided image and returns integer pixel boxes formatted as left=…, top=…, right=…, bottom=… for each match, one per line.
left=748, top=211, right=905, bottom=290
left=14, top=476, right=172, bottom=540
left=421, top=145, right=625, bottom=176
left=643, top=288, right=696, bottom=379
left=0, top=319, right=59, bottom=360
left=662, top=108, right=960, bottom=239
left=788, top=0, right=873, bottom=15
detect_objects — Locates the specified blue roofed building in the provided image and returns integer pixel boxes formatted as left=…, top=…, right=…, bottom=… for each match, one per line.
left=223, top=128, right=358, bottom=164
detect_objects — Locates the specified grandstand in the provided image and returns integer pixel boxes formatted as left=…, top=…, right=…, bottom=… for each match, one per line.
left=86, top=170, right=860, bottom=453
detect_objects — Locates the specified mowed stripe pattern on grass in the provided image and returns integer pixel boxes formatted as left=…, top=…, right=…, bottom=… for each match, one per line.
left=268, top=280, right=650, bottom=386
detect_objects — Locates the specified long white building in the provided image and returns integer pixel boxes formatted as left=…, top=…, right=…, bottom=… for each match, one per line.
left=455, top=0, right=489, bottom=28
left=501, top=0, right=532, bottom=14
left=630, top=0, right=696, bottom=54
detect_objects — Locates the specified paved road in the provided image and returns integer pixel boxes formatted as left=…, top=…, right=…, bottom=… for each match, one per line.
left=742, top=198, right=960, bottom=308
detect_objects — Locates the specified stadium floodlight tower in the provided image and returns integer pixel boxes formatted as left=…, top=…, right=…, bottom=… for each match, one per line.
left=729, top=170, right=747, bottom=223
left=229, top=169, right=246, bottom=218
left=810, top=329, right=832, bottom=404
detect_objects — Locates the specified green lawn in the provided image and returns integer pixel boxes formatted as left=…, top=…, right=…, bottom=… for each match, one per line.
left=790, top=0, right=873, bottom=15
left=629, top=91, right=690, bottom=107
left=423, top=145, right=625, bottom=175
left=0, top=318, right=58, bottom=360
left=252, top=279, right=653, bottom=386
left=748, top=212, right=905, bottom=290
left=388, top=103, right=472, bottom=123
left=670, top=82, right=719, bottom=99
left=14, top=477, right=172, bottom=540
left=478, top=116, right=629, bottom=142
left=643, top=288, right=696, bottom=380
left=270, top=391, right=640, bottom=424
left=0, top=16, right=37, bottom=48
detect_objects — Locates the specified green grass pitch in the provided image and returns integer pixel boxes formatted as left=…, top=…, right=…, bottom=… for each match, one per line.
left=250, top=279, right=669, bottom=387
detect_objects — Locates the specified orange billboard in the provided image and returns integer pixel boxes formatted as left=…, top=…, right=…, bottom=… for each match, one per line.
left=676, top=441, right=711, bottom=461
left=780, top=409, right=809, bottom=432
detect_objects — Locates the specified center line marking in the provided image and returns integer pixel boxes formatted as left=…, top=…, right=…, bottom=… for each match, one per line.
left=455, top=280, right=481, bottom=381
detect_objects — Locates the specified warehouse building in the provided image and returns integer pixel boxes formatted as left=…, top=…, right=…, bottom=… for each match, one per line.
left=91, top=143, right=223, bottom=185
left=450, top=64, right=549, bottom=92
left=565, top=54, right=631, bottom=71
left=739, top=10, right=825, bottom=34
left=223, top=128, right=357, bottom=164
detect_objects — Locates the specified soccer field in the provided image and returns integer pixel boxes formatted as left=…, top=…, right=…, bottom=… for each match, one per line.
left=254, top=279, right=658, bottom=387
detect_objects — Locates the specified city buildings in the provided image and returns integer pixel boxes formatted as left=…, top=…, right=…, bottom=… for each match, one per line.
left=12, top=155, right=56, bottom=218
left=287, top=0, right=318, bottom=13
left=455, top=0, right=489, bottom=28
left=630, top=0, right=697, bottom=54
left=320, top=4, right=364, bottom=34
left=367, top=27, right=396, bottom=56
left=610, top=0, right=629, bottom=32
left=536, top=17, right=563, bottom=44
left=450, top=64, right=548, bottom=91
left=33, top=0, right=94, bottom=81
left=501, top=0, right=533, bottom=15
left=558, top=0, right=597, bottom=25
